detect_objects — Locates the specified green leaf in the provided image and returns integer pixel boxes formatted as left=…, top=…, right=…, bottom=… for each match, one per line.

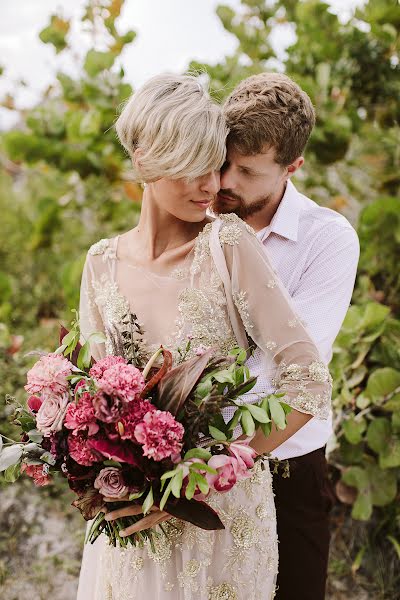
left=3, top=462, right=21, bottom=483
left=184, top=448, right=212, bottom=461
left=366, top=368, right=400, bottom=402
left=246, top=403, right=271, bottom=423
left=27, top=429, right=43, bottom=444
left=343, top=417, right=366, bottom=445
left=241, top=409, right=255, bottom=436
left=62, top=329, right=78, bottom=347
left=159, top=480, right=173, bottom=511
left=208, top=426, right=227, bottom=441
left=171, top=469, right=183, bottom=499
left=141, top=486, right=154, bottom=515
left=193, top=472, right=209, bottom=495
left=213, top=370, right=235, bottom=384
left=128, top=490, right=145, bottom=501
left=268, top=397, right=287, bottom=430
left=84, top=49, right=115, bottom=77
left=366, top=418, right=391, bottom=454
left=0, top=445, right=23, bottom=472
left=185, top=472, right=197, bottom=500
left=160, top=468, right=179, bottom=481
left=189, top=462, right=217, bottom=475
left=227, top=409, right=242, bottom=431
left=261, top=421, right=272, bottom=437
left=387, top=536, right=400, bottom=561
left=77, top=340, right=91, bottom=370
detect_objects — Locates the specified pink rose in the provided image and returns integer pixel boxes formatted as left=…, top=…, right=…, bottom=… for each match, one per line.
left=25, top=353, right=73, bottom=396
left=206, top=454, right=240, bottom=492
left=134, top=409, right=184, bottom=462
left=36, top=390, right=70, bottom=435
left=94, top=467, right=129, bottom=499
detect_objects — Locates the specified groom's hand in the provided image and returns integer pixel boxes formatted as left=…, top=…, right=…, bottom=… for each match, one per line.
left=103, top=496, right=171, bottom=536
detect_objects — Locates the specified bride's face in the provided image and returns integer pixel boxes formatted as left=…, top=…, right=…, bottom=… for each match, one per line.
left=149, top=171, right=220, bottom=223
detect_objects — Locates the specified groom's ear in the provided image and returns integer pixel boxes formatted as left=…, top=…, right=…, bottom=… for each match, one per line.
left=286, top=156, right=304, bottom=178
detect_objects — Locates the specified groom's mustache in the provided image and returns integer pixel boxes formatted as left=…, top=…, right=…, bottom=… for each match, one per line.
left=216, top=189, right=244, bottom=203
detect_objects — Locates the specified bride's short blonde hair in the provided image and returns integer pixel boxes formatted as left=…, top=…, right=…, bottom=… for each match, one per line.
left=115, top=73, right=227, bottom=182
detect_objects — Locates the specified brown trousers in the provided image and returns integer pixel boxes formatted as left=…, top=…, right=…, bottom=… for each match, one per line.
left=272, top=448, right=334, bottom=600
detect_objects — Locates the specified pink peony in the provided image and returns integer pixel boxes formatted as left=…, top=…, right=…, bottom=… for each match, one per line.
left=36, top=390, right=70, bottom=436
left=89, top=356, right=127, bottom=380
left=25, top=353, right=73, bottom=396
left=116, top=399, right=156, bottom=440
left=206, top=454, right=240, bottom=492
left=134, top=410, right=184, bottom=461
left=21, top=463, right=51, bottom=487
left=94, top=467, right=129, bottom=499
left=27, top=395, right=43, bottom=413
left=92, top=391, right=125, bottom=423
left=96, top=363, right=145, bottom=404
left=64, top=392, right=99, bottom=436
left=68, top=432, right=102, bottom=466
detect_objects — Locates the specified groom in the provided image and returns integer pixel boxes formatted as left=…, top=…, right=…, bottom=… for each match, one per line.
left=212, top=72, right=359, bottom=600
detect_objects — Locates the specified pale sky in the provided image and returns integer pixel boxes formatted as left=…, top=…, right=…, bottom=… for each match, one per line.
left=0, top=0, right=365, bottom=129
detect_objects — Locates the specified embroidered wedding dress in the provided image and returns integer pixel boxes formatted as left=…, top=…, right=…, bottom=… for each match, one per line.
left=76, top=214, right=332, bottom=600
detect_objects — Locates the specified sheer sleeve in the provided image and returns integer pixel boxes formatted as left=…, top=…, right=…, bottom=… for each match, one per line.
left=79, top=253, right=107, bottom=362
left=211, top=215, right=332, bottom=419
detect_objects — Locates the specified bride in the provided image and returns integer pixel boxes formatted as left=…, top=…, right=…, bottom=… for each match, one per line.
left=76, top=73, right=332, bottom=599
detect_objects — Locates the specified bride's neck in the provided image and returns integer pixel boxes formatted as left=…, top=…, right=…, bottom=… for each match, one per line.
left=135, top=188, right=208, bottom=260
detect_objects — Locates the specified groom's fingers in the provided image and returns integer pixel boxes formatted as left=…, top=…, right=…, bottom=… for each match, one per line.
left=105, top=504, right=159, bottom=521
left=119, top=512, right=171, bottom=537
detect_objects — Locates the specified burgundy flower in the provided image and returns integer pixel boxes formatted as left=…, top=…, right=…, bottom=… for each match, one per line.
left=92, top=391, right=125, bottom=423
left=68, top=432, right=102, bottom=466
left=27, top=395, right=43, bottom=413
left=116, top=399, right=156, bottom=440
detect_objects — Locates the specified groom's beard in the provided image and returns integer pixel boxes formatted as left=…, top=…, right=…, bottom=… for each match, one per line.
left=212, top=189, right=272, bottom=219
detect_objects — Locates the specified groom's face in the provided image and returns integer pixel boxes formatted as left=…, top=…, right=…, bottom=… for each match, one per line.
left=213, top=144, right=287, bottom=219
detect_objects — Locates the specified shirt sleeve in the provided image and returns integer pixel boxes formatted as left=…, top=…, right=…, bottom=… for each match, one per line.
left=218, top=216, right=333, bottom=420
left=79, top=254, right=107, bottom=362
left=290, top=224, right=360, bottom=363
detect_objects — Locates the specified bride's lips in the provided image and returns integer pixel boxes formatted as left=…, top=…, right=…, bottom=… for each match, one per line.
left=191, top=200, right=211, bottom=209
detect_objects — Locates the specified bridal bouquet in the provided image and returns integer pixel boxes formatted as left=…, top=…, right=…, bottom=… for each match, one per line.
left=0, top=317, right=290, bottom=549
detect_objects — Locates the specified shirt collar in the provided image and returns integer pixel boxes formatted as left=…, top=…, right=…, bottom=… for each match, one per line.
left=258, top=179, right=302, bottom=243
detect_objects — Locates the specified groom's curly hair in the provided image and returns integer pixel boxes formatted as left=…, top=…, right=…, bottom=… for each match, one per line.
left=223, top=72, right=316, bottom=166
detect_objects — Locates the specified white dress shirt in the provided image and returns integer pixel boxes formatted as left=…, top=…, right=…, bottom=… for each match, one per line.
left=241, top=180, right=359, bottom=459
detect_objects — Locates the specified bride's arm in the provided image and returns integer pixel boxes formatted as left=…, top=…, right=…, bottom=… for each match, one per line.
left=220, top=217, right=332, bottom=454
left=79, top=254, right=106, bottom=362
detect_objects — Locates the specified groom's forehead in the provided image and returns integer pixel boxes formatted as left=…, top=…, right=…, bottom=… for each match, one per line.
left=226, top=145, right=277, bottom=167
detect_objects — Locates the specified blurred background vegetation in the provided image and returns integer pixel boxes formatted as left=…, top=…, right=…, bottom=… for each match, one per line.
left=0, top=0, right=399, bottom=598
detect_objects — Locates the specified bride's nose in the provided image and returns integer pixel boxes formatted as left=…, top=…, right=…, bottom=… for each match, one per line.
left=200, top=171, right=220, bottom=196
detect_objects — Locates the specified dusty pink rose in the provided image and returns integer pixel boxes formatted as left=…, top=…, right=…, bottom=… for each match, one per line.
left=116, top=399, right=156, bottom=440
left=27, top=395, right=43, bottom=413
left=36, top=390, right=70, bottom=435
left=64, top=392, right=99, bottom=436
left=228, top=439, right=257, bottom=477
left=68, top=432, right=102, bottom=466
left=134, top=409, right=184, bottom=461
left=206, top=454, right=240, bottom=492
left=96, top=363, right=145, bottom=404
left=25, top=353, right=73, bottom=395
left=21, top=463, right=51, bottom=486
left=89, top=356, right=126, bottom=380
left=92, top=391, right=125, bottom=423
left=94, top=467, right=129, bottom=499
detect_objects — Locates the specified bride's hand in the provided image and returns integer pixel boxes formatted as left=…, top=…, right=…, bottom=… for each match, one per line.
left=103, top=496, right=171, bottom=537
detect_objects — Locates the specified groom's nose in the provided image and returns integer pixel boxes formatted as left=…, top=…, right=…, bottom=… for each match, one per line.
left=201, top=171, right=220, bottom=195
left=220, top=164, right=236, bottom=191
